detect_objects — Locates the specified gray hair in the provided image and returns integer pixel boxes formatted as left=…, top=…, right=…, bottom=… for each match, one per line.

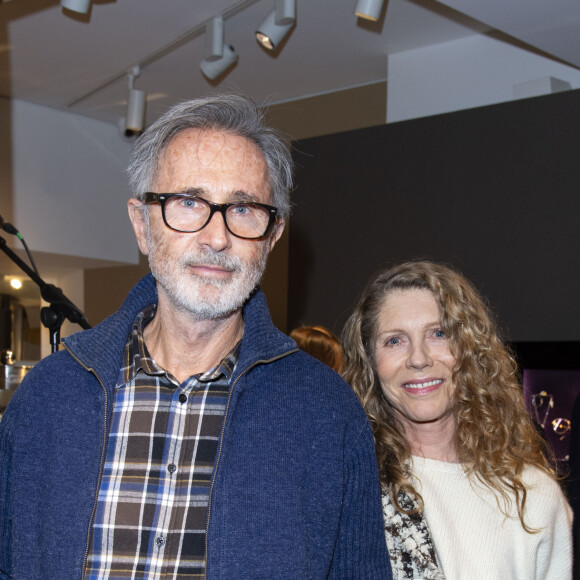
left=127, top=93, right=293, bottom=220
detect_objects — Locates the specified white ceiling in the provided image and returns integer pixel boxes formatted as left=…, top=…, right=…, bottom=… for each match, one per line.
left=2, top=0, right=578, bottom=129
left=1, top=0, right=579, bottom=304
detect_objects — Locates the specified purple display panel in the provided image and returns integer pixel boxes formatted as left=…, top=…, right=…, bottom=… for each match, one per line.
left=523, top=369, right=580, bottom=463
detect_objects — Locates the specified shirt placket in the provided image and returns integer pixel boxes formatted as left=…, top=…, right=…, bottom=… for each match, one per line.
left=150, top=377, right=199, bottom=578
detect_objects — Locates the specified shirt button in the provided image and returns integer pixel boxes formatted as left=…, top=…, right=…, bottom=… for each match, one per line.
left=178, top=393, right=187, bottom=404
left=156, top=536, right=165, bottom=547
left=168, top=463, right=177, bottom=474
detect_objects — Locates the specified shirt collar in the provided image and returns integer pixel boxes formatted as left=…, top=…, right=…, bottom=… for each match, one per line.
left=121, top=304, right=241, bottom=387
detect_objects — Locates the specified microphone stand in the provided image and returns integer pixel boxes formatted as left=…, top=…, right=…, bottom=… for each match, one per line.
left=0, top=234, right=91, bottom=353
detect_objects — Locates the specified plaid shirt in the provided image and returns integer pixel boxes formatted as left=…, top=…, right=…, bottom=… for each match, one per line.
left=85, top=305, right=239, bottom=579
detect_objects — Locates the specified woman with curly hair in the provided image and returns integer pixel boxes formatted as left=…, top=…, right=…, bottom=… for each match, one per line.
left=342, top=260, right=572, bottom=579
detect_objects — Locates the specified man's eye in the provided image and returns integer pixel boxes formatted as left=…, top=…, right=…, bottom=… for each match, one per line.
left=232, top=205, right=250, bottom=215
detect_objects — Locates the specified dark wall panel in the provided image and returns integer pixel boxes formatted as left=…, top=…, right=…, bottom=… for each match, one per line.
left=288, top=89, right=580, bottom=342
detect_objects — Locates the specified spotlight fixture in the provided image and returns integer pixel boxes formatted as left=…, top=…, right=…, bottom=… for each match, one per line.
left=256, top=0, right=296, bottom=51
left=200, top=44, right=238, bottom=80
left=200, top=17, right=238, bottom=80
left=125, top=66, right=146, bottom=137
left=61, top=0, right=91, bottom=15
left=354, top=0, right=384, bottom=22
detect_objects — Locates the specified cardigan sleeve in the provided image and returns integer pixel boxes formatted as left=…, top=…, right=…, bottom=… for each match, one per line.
left=329, top=421, right=393, bottom=579
left=0, top=406, right=14, bottom=579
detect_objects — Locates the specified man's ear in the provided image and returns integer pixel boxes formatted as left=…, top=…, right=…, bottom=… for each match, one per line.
left=128, top=198, right=150, bottom=256
left=268, top=219, right=285, bottom=252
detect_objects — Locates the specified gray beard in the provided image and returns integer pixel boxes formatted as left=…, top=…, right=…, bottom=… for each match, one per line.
left=146, top=227, right=268, bottom=321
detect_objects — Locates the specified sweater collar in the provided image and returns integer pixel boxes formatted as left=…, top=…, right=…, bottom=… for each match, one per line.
left=63, top=273, right=296, bottom=391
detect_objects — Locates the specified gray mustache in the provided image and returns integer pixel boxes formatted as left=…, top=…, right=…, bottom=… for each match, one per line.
left=181, top=249, right=242, bottom=273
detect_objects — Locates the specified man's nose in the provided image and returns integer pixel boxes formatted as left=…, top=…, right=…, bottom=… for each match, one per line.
left=195, top=210, right=230, bottom=252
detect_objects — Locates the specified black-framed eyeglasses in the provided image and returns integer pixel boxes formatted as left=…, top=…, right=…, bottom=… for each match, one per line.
left=142, top=193, right=278, bottom=240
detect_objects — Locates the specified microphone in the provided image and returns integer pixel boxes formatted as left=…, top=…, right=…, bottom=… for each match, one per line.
left=0, top=214, right=38, bottom=275
left=0, top=215, right=20, bottom=236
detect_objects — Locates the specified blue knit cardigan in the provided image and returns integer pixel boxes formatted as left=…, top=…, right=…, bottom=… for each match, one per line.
left=0, top=274, right=391, bottom=579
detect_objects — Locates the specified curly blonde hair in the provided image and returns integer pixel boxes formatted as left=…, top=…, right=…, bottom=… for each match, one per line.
left=341, top=260, right=552, bottom=532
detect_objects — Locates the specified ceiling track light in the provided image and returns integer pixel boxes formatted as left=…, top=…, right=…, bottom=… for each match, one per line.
left=125, top=66, right=146, bottom=136
left=61, top=0, right=92, bottom=15
left=354, top=0, right=385, bottom=22
left=256, top=0, right=296, bottom=51
left=200, top=17, right=238, bottom=80
left=200, top=44, right=238, bottom=80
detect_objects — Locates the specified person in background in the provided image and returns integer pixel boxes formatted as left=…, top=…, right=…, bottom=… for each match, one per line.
left=0, top=94, right=390, bottom=579
left=342, top=260, right=572, bottom=579
left=290, top=324, right=345, bottom=373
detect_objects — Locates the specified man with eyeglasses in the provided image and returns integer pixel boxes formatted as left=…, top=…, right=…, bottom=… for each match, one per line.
left=0, top=94, right=390, bottom=579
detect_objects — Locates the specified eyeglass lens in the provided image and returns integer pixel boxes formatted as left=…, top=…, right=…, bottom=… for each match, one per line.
left=165, top=196, right=271, bottom=238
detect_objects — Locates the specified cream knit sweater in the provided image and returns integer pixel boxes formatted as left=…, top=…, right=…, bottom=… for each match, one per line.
left=412, top=456, right=573, bottom=579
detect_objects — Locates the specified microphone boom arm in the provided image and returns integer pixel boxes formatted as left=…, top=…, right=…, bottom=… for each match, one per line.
left=0, top=234, right=91, bottom=353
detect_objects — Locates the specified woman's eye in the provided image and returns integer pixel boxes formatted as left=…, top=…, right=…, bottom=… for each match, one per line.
left=433, top=329, right=446, bottom=338
left=387, top=337, right=400, bottom=346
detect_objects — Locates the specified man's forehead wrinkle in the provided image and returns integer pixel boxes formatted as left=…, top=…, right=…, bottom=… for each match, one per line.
left=151, top=127, right=271, bottom=207
left=161, top=129, right=260, bottom=171
left=152, top=132, right=204, bottom=190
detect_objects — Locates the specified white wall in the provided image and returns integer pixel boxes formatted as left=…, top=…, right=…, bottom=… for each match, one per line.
left=387, top=34, right=580, bottom=123
left=0, top=99, right=140, bottom=355
left=9, top=99, right=138, bottom=265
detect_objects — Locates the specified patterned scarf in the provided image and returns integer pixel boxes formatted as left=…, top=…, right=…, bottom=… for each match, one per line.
left=381, top=486, right=446, bottom=579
